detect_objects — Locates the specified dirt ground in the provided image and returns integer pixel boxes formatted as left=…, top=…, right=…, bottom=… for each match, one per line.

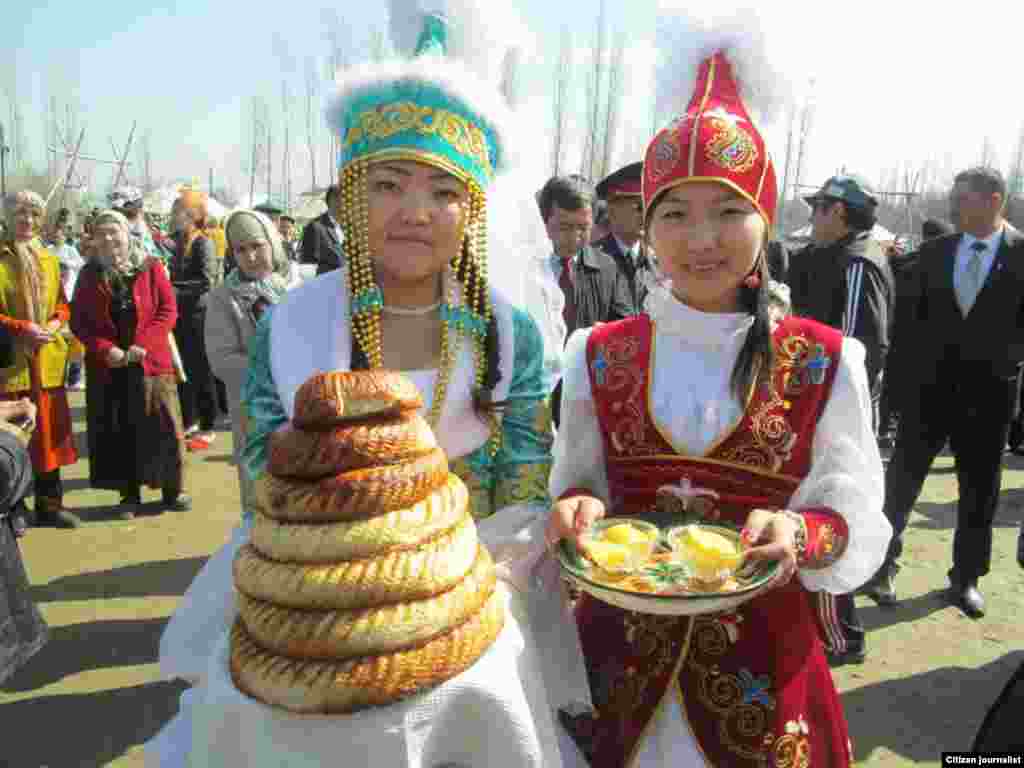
left=1, top=390, right=1022, bottom=768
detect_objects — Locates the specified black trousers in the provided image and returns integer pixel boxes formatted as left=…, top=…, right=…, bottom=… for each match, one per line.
left=175, top=310, right=218, bottom=432
left=883, top=370, right=1016, bottom=582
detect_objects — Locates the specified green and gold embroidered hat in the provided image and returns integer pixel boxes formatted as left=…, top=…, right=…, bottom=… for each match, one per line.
left=328, top=10, right=512, bottom=190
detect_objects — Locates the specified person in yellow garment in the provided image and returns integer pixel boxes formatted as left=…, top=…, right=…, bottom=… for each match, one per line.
left=0, top=190, right=80, bottom=529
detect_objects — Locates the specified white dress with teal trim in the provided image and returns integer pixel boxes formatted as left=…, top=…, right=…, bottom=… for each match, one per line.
left=148, top=270, right=587, bottom=768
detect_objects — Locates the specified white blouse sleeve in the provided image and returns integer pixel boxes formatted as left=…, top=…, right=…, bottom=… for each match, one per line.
left=548, top=327, right=611, bottom=504
left=791, top=338, right=892, bottom=594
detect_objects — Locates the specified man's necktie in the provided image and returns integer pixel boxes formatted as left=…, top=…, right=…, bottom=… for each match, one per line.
left=959, top=241, right=987, bottom=314
left=559, top=256, right=576, bottom=332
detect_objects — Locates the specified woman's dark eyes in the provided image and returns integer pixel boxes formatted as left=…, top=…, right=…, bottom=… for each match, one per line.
left=373, top=180, right=400, bottom=193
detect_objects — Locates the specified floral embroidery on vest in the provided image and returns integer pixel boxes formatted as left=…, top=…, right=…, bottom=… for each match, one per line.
left=765, top=716, right=811, bottom=768
left=591, top=613, right=684, bottom=715
left=589, top=333, right=660, bottom=456
left=719, top=332, right=833, bottom=474
left=688, top=615, right=776, bottom=762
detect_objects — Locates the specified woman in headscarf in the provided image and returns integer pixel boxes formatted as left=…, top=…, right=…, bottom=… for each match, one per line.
left=203, top=209, right=300, bottom=516
left=546, top=16, right=891, bottom=768
left=70, top=210, right=190, bottom=519
left=151, top=7, right=578, bottom=766
left=170, top=189, right=221, bottom=451
left=0, top=190, right=80, bottom=528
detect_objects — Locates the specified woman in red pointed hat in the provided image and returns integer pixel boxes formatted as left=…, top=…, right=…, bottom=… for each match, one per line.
left=546, top=17, right=891, bottom=768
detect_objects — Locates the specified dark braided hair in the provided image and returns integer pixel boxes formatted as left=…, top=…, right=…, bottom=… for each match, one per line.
left=731, top=253, right=774, bottom=402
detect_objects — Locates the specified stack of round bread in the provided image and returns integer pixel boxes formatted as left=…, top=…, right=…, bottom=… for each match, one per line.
left=230, top=371, right=504, bottom=714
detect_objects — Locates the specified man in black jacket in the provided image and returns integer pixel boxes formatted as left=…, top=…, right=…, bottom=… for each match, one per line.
left=871, top=167, right=1024, bottom=618
left=535, top=175, right=635, bottom=425
left=878, top=218, right=954, bottom=447
left=789, top=174, right=895, bottom=666
left=300, top=186, right=345, bottom=275
left=594, top=162, right=652, bottom=310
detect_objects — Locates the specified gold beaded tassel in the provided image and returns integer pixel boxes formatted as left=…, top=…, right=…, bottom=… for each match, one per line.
left=466, top=183, right=501, bottom=457
left=340, top=160, right=383, bottom=368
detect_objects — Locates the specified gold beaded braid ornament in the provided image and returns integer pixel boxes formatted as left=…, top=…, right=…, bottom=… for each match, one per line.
left=328, top=9, right=514, bottom=457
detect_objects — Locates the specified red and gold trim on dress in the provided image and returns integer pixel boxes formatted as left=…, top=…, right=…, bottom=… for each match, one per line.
left=795, top=507, right=849, bottom=570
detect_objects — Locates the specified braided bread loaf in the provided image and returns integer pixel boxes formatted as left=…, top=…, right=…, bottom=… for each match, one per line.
left=231, top=370, right=504, bottom=714
left=230, top=590, right=505, bottom=715
left=292, top=371, right=423, bottom=429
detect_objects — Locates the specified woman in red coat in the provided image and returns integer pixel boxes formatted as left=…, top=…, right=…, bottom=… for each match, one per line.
left=71, top=210, right=190, bottom=519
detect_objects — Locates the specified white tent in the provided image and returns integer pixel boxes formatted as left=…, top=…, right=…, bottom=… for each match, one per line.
left=143, top=183, right=228, bottom=219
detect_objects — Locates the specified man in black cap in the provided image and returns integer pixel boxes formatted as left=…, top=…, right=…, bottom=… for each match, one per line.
left=594, top=161, right=651, bottom=309
left=788, top=173, right=895, bottom=666
left=300, top=186, right=346, bottom=275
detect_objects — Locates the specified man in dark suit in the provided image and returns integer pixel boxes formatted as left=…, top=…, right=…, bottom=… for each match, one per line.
left=299, top=186, right=345, bottom=275
left=535, top=175, right=634, bottom=425
left=594, top=162, right=651, bottom=309
left=870, top=167, right=1024, bottom=618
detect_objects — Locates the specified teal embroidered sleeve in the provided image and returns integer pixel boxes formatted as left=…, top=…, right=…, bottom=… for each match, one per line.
left=240, top=307, right=288, bottom=520
left=492, top=307, right=554, bottom=511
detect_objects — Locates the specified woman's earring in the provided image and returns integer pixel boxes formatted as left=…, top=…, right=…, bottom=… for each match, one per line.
left=743, top=273, right=761, bottom=290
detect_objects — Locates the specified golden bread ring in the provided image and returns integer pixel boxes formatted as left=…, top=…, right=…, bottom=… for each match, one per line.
left=236, top=546, right=496, bottom=659
left=292, top=371, right=423, bottom=429
left=229, top=589, right=505, bottom=714
left=267, top=412, right=437, bottom=479
left=256, top=448, right=449, bottom=523
left=250, top=474, right=468, bottom=563
left=233, top=514, right=478, bottom=611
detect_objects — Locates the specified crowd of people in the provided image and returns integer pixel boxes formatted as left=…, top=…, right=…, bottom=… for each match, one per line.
left=2, top=4, right=1023, bottom=765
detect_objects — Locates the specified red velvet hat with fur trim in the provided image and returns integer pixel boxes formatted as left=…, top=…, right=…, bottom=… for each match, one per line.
left=643, top=51, right=777, bottom=228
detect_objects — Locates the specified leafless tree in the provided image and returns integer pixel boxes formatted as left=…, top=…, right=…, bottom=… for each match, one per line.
left=322, top=8, right=350, bottom=188
left=136, top=127, right=155, bottom=192
left=599, top=40, right=625, bottom=181
left=273, top=32, right=296, bottom=210
left=247, top=95, right=271, bottom=202
left=791, top=79, right=816, bottom=198
left=304, top=57, right=320, bottom=191
left=580, top=0, right=607, bottom=180
left=550, top=28, right=572, bottom=177
left=1007, top=124, right=1024, bottom=199
left=979, top=136, right=998, bottom=169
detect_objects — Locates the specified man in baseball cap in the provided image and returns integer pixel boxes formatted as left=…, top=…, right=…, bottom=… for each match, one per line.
left=790, top=172, right=895, bottom=666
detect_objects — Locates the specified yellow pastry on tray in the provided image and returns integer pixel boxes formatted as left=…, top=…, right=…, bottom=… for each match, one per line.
left=670, top=525, right=744, bottom=583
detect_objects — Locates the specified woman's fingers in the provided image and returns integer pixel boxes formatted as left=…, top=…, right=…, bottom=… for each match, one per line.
left=545, top=495, right=606, bottom=549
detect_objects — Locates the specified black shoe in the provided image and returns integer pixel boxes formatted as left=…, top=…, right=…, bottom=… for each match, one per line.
left=826, top=647, right=866, bottom=666
left=118, top=497, right=141, bottom=520
left=950, top=581, right=985, bottom=619
left=1017, top=526, right=1023, bottom=569
left=861, top=564, right=898, bottom=606
left=37, top=504, right=83, bottom=529
left=162, top=493, right=192, bottom=511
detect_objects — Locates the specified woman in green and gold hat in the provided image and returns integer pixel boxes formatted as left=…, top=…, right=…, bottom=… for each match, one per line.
left=152, top=5, right=576, bottom=767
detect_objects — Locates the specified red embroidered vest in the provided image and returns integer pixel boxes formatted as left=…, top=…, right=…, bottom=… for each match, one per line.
left=565, top=314, right=852, bottom=768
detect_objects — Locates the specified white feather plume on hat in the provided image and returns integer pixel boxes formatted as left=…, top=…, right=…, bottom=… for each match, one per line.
left=387, top=0, right=530, bottom=88
left=653, top=2, right=801, bottom=130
